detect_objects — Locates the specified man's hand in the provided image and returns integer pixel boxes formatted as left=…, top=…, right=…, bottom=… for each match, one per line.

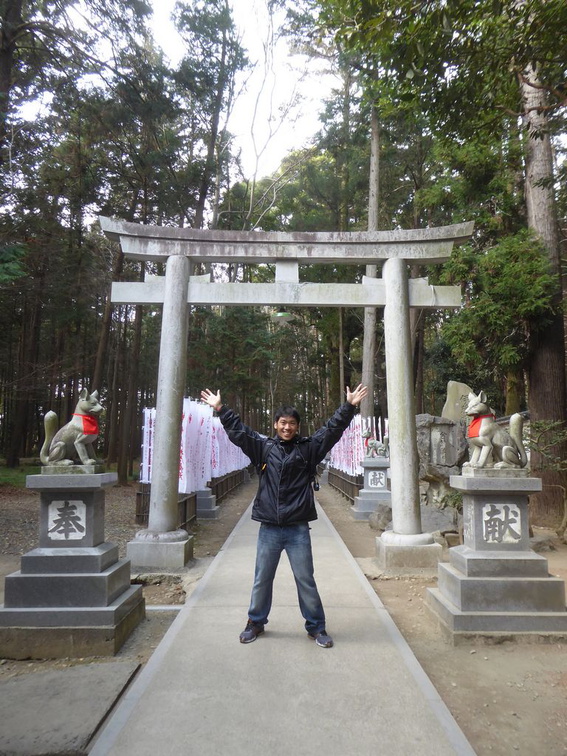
left=200, top=389, right=222, bottom=412
left=346, top=384, right=368, bottom=407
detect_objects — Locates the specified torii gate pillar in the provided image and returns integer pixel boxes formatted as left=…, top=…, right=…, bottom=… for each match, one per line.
left=127, top=255, right=194, bottom=569
left=378, top=257, right=442, bottom=573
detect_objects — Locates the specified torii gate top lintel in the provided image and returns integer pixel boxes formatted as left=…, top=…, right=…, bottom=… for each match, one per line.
left=99, top=216, right=474, bottom=265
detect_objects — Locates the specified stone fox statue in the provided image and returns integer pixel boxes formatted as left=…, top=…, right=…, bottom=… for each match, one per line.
left=361, top=429, right=389, bottom=458
left=463, top=390, right=527, bottom=470
left=40, top=389, right=103, bottom=466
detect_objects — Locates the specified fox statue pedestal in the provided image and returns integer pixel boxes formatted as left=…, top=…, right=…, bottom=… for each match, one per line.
left=0, top=469, right=145, bottom=659
left=351, top=457, right=391, bottom=520
left=427, top=469, right=567, bottom=641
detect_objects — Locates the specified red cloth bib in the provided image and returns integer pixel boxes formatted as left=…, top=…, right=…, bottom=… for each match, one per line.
left=467, top=415, right=494, bottom=438
left=73, top=414, right=99, bottom=435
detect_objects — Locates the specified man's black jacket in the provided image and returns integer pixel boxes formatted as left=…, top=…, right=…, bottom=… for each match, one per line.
left=218, top=402, right=356, bottom=525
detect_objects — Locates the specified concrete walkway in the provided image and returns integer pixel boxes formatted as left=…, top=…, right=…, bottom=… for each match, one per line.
left=90, top=504, right=475, bottom=755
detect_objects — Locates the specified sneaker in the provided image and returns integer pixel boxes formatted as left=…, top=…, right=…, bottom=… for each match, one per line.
left=308, top=630, right=334, bottom=648
left=239, top=619, right=264, bottom=644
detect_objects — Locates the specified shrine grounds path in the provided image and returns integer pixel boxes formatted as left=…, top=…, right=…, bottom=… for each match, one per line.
left=1, top=476, right=566, bottom=754
left=88, top=498, right=474, bottom=756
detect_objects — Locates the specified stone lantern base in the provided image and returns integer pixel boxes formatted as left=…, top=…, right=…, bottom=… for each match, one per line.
left=427, top=471, right=567, bottom=641
left=352, top=457, right=391, bottom=520
left=0, top=471, right=145, bottom=659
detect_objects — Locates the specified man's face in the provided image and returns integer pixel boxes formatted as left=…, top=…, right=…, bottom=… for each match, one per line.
left=274, top=415, right=299, bottom=441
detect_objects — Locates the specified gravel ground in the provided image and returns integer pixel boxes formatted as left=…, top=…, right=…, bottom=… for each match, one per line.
left=0, top=481, right=247, bottom=561
left=0, top=484, right=141, bottom=559
left=0, top=485, right=48, bottom=557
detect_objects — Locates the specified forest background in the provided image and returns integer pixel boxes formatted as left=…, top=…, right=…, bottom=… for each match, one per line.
left=0, top=0, right=565, bottom=525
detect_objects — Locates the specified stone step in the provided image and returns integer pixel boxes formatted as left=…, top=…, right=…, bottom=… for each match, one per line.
left=449, top=544, right=550, bottom=578
left=3, top=559, right=132, bottom=609
left=20, top=543, right=119, bottom=574
left=0, top=585, right=144, bottom=627
left=0, top=587, right=145, bottom=658
left=438, top=562, right=566, bottom=612
left=427, top=587, right=567, bottom=634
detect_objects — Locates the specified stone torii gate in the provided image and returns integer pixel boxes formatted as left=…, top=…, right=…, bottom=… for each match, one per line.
left=100, top=217, right=474, bottom=570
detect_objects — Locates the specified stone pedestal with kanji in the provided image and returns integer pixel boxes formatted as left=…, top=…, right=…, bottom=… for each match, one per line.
left=0, top=471, right=145, bottom=659
left=352, top=457, right=391, bottom=520
left=427, top=470, right=567, bottom=640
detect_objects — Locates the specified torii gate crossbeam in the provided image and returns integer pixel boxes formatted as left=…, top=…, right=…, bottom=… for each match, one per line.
left=100, top=216, right=474, bottom=570
left=111, top=276, right=461, bottom=309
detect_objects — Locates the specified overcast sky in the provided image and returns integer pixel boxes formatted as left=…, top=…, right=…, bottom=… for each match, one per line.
left=150, top=0, right=336, bottom=178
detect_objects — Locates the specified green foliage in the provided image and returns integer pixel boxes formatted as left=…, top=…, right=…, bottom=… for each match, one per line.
left=316, top=0, right=567, bottom=137
left=173, top=0, right=248, bottom=226
left=440, top=231, right=557, bottom=379
left=0, top=244, right=26, bottom=284
left=443, top=489, right=463, bottom=513
left=0, top=0, right=153, bottom=157
left=0, top=465, right=42, bottom=488
left=186, top=306, right=273, bottom=409
left=423, top=323, right=501, bottom=415
left=529, top=420, right=567, bottom=473
left=414, top=134, right=526, bottom=236
left=174, top=0, right=248, bottom=109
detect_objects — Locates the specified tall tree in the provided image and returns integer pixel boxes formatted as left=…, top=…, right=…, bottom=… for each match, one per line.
left=173, top=0, right=248, bottom=228
left=0, top=0, right=152, bottom=162
left=360, top=104, right=379, bottom=420
left=311, top=0, right=567, bottom=521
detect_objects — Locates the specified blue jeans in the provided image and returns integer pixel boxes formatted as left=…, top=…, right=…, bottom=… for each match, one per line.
left=248, top=522, right=326, bottom=634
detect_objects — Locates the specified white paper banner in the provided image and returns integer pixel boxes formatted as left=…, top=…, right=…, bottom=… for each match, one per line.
left=327, top=414, right=362, bottom=476
left=140, top=400, right=250, bottom=493
left=328, top=415, right=388, bottom=476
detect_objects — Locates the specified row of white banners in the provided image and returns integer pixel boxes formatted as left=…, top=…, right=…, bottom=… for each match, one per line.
left=328, top=414, right=388, bottom=477
left=141, top=400, right=383, bottom=493
left=328, top=413, right=365, bottom=478
left=140, top=400, right=251, bottom=494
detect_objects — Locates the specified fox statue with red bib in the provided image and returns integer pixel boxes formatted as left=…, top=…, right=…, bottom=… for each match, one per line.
left=463, top=390, right=527, bottom=470
left=40, top=389, right=103, bottom=467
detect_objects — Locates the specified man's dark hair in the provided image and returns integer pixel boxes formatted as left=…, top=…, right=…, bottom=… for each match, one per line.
left=274, top=405, right=301, bottom=424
